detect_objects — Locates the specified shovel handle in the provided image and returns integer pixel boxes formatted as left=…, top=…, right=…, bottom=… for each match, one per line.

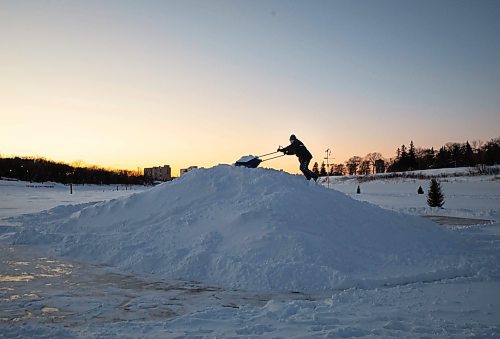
left=260, top=154, right=285, bottom=162
left=258, top=150, right=281, bottom=157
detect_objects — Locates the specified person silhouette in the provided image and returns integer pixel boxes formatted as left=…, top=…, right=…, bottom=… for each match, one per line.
left=278, top=134, right=318, bottom=181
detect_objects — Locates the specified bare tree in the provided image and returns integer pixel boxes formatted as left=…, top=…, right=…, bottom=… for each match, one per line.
left=334, top=163, right=347, bottom=176
left=471, top=139, right=483, bottom=151
left=346, top=156, right=362, bottom=175
left=365, top=152, right=383, bottom=174
left=359, top=160, right=371, bottom=175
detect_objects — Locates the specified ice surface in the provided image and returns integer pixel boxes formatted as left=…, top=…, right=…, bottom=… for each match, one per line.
left=2, top=168, right=500, bottom=338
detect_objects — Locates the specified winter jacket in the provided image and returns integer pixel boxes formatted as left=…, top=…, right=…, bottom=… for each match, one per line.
left=281, top=139, right=312, bottom=161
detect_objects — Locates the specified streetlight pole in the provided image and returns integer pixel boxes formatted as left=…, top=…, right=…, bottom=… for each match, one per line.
left=324, top=148, right=333, bottom=188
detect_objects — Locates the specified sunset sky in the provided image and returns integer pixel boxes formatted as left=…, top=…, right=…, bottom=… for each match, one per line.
left=1, top=0, right=499, bottom=176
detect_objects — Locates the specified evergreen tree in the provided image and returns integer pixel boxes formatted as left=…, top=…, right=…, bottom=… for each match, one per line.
left=435, top=146, right=451, bottom=168
left=388, top=147, right=402, bottom=172
left=312, top=162, right=320, bottom=176
left=400, top=144, right=409, bottom=170
left=483, top=137, right=500, bottom=165
left=464, top=141, right=474, bottom=166
left=408, top=141, right=417, bottom=170
left=427, top=179, right=445, bottom=208
left=319, top=162, right=327, bottom=176
left=419, top=147, right=435, bottom=170
left=450, top=143, right=462, bottom=167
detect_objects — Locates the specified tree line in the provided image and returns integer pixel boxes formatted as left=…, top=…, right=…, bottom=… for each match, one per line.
left=312, top=136, right=500, bottom=176
left=2, top=136, right=499, bottom=183
left=0, top=157, right=144, bottom=185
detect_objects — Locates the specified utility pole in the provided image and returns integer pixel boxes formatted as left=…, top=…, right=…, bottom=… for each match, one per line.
left=324, top=148, right=333, bottom=188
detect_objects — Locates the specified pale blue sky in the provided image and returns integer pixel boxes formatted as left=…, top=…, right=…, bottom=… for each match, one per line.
left=1, top=0, right=499, bottom=174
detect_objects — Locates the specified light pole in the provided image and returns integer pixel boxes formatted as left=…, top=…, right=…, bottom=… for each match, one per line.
left=324, top=148, right=333, bottom=188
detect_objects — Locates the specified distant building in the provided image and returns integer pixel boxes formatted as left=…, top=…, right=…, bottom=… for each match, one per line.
left=180, top=166, right=198, bottom=176
left=144, top=165, right=172, bottom=182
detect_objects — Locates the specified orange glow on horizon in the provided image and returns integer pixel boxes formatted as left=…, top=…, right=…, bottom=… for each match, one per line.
left=1, top=1, right=498, bottom=178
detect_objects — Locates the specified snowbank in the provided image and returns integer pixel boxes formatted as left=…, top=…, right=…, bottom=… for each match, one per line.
left=13, top=165, right=471, bottom=292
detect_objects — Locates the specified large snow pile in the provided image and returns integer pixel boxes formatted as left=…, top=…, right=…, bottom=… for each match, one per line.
left=14, top=165, right=471, bottom=292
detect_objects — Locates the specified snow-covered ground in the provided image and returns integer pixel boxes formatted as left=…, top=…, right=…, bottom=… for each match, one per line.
left=0, top=166, right=499, bottom=338
left=324, top=170, right=500, bottom=221
left=0, top=179, right=147, bottom=219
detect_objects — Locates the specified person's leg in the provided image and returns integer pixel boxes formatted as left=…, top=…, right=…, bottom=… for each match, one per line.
left=301, top=158, right=319, bottom=181
left=300, top=159, right=312, bottom=180
left=310, top=165, right=319, bottom=181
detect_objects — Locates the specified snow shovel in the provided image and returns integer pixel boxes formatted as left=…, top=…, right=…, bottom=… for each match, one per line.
left=234, top=151, right=285, bottom=168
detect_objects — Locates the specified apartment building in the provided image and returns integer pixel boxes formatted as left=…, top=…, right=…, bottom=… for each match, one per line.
left=144, top=165, right=172, bottom=182
left=179, top=166, right=198, bottom=176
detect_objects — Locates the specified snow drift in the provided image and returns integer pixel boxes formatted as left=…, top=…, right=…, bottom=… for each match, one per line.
left=14, top=165, right=471, bottom=292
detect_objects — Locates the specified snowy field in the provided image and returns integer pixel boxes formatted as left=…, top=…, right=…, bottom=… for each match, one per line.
left=0, top=166, right=499, bottom=338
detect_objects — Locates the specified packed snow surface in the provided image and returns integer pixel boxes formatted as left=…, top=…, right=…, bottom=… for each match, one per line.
left=235, top=155, right=256, bottom=163
left=15, top=165, right=471, bottom=292
left=2, top=167, right=499, bottom=338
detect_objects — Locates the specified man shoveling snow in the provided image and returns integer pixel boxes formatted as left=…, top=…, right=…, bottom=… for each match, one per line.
left=278, top=134, right=319, bottom=181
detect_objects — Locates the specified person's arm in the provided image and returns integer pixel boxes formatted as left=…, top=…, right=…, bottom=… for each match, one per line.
left=279, top=145, right=289, bottom=154
left=279, top=141, right=296, bottom=155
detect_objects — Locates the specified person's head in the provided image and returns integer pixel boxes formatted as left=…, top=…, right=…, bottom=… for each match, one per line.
left=289, top=134, right=296, bottom=142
